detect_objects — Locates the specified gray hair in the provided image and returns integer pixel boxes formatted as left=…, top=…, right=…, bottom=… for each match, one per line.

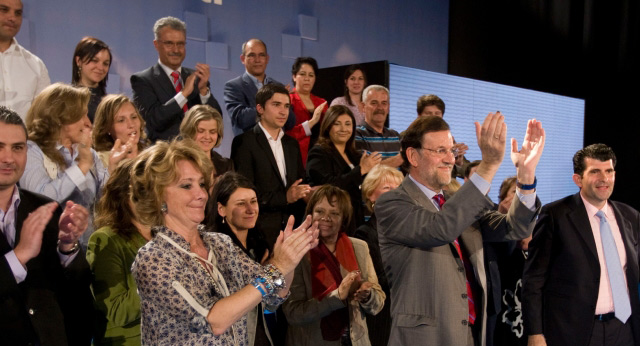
left=362, top=84, right=390, bottom=103
left=0, top=106, right=27, bottom=139
left=241, top=38, right=268, bottom=56
left=153, top=16, right=186, bottom=40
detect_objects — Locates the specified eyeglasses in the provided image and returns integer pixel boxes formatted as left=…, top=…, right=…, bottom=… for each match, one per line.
left=419, top=147, right=459, bottom=157
left=160, top=40, right=186, bottom=49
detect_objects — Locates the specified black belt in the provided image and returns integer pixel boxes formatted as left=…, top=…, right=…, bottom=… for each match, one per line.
left=595, top=312, right=616, bottom=321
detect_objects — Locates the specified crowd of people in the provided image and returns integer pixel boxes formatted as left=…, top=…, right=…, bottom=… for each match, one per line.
left=1, top=4, right=639, bottom=346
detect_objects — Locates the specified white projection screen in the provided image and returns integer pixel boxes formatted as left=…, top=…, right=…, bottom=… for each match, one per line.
left=388, top=64, right=585, bottom=205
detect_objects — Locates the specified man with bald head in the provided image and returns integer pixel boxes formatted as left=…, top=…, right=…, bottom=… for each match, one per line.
left=225, top=38, right=294, bottom=135
left=0, top=0, right=50, bottom=120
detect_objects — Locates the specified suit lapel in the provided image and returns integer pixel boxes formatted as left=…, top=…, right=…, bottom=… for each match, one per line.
left=253, top=126, right=285, bottom=187
left=401, top=176, right=438, bottom=212
left=610, top=202, right=639, bottom=280
left=153, top=64, right=179, bottom=101
left=242, top=74, right=259, bottom=107
left=568, top=193, right=599, bottom=260
left=282, top=137, right=299, bottom=187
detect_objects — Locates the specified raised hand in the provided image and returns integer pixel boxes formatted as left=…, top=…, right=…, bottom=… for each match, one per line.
left=308, top=101, right=327, bottom=128
left=286, top=179, right=311, bottom=203
left=474, top=112, right=507, bottom=182
left=453, top=141, right=469, bottom=166
left=271, top=216, right=319, bottom=276
left=58, top=201, right=89, bottom=251
left=13, top=202, right=58, bottom=266
left=194, top=63, right=211, bottom=94
left=511, top=119, right=545, bottom=184
left=76, top=128, right=94, bottom=175
left=360, top=151, right=382, bottom=175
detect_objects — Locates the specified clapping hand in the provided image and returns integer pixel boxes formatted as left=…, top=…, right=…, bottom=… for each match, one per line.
left=511, top=119, right=545, bottom=185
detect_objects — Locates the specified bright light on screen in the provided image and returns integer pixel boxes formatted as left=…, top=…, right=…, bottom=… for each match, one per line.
left=388, top=64, right=584, bottom=205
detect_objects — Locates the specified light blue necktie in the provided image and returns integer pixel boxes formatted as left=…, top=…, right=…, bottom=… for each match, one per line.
left=596, top=210, right=632, bottom=323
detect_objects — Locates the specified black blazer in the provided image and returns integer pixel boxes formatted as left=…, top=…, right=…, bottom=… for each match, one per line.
left=131, top=63, right=222, bottom=142
left=231, top=124, right=305, bottom=247
left=0, top=189, right=92, bottom=346
left=522, top=193, right=640, bottom=346
left=306, top=144, right=365, bottom=229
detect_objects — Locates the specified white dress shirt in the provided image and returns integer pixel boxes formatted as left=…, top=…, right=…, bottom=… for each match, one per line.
left=0, top=39, right=50, bottom=120
left=258, top=121, right=287, bottom=185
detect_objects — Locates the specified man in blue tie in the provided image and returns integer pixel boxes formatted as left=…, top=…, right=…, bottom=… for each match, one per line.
left=523, top=143, right=640, bottom=346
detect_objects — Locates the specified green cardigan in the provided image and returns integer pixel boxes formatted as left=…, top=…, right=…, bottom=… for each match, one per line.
left=86, top=227, right=147, bottom=346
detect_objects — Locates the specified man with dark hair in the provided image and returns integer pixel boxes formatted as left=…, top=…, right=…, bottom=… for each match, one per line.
left=523, top=143, right=640, bottom=346
left=231, top=84, right=310, bottom=247
left=377, top=113, right=544, bottom=345
left=0, top=0, right=50, bottom=120
left=0, top=105, right=93, bottom=345
left=416, top=93, right=469, bottom=177
left=131, top=16, right=222, bottom=142
left=225, top=38, right=294, bottom=135
left=417, top=94, right=445, bottom=118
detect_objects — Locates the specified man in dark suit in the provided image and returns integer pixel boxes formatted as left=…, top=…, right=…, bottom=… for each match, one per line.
left=523, top=143, right=640, bottom=346
left=376, top=114, right=544, bottom=346
left=231, top=84, right=310, bottom=248
left=0, top=106, right=92, bottom=345
left=131, top=16, right=222, bottom=142
left=224, top=38, right=294, bottom=136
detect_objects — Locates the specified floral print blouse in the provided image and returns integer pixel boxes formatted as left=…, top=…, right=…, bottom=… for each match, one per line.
left=132, top=226, right=286, bottom=345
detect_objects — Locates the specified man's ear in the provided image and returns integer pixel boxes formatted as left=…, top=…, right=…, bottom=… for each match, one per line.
left=572, top=173, right=582, bottom=189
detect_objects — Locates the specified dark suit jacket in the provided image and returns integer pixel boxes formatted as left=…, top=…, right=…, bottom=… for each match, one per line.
left=131, top=63, right=222, bottom=142
left=306, top=144, right=365, bottom=229
left=522, top=193, right=640, bottom=346
left=0, top=189, right=92, bottom=346
left=376, top=176, right=540, bottom=346
left=231, top=124, right=305, bottom=247
left=224, top=72, right=294, bottom=136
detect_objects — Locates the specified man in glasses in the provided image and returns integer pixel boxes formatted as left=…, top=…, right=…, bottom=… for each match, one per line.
left=376, top=114, right=544, bottom=346
left=131, top=16, right=222, bottom=142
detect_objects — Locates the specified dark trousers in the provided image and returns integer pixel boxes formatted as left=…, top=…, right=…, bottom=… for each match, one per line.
left=588, top=317, right=634, bottom=346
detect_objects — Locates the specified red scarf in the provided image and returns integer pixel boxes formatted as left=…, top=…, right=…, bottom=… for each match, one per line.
left=310, top=232, right=359, bottom=341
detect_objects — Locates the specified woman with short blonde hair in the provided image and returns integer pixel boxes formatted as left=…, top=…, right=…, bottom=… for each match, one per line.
left=21, top=83, right=127, bottom=247
left=180, top=104, right=233, bottom=177
left=131, top=139, right=318, bottom=345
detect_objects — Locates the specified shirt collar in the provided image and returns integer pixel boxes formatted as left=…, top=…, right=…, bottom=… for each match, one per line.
left=258, top=121, right=284, bottom=141
left=408, top=174, right=442, bottom=202
left=0, top=185, right=21, bottom=215
left=158, top=59, right=181, bottom=77
left=580, top=193, right=613, bottom=220
left=244, top=70, right=268, bottom=87
left=362, top=121, right=387, bottom=135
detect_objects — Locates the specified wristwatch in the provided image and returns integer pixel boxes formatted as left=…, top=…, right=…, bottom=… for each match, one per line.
left=58, top=240, right=80, bottom=255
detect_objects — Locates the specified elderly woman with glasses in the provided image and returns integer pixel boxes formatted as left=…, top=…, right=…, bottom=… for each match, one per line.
left=283, top=185, right=385, bottom=346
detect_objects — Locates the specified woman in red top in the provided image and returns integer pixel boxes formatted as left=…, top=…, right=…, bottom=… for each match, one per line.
left=287, top=57, right=327, bottom=166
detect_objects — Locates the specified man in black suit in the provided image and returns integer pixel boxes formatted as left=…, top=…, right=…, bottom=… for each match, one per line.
left=224, top=38, right=294, bottom=136
left=131, top=16, right=222, bottom=142
left=231, top=84, right=310, bottom=247
left=523, top=143, right=640, bottom=346
left=0, top=106, right=92, bottom=345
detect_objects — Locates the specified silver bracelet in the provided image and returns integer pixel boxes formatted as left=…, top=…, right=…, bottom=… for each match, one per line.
left=263, top=264, right=286, bottom=293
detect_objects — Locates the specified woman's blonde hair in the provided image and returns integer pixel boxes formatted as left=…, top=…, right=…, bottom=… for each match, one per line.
left=130, top=139, right=213, bottom=227
left=179, top=105, right=224, bottom=148
left=361, top=165, right=403, bottom=212
left=92, top=94, right=149, bottom=152
left=26, top=83, right=90, bottom=168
